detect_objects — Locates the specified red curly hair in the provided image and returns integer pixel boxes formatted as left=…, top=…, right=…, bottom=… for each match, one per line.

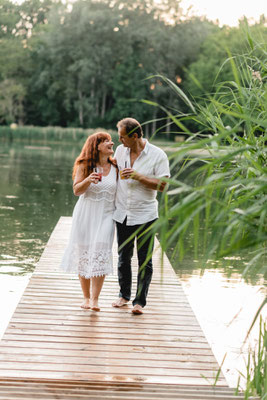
left=72, top=132, right=116, bottom=180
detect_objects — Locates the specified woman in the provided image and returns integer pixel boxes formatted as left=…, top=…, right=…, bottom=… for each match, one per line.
left=61, top=132, right=117, bottom=311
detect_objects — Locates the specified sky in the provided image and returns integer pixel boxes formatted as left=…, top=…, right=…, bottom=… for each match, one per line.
left=180, top=0, right=266, bottom=26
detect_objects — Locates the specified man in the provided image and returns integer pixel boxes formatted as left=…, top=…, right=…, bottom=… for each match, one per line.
left=112, top=117, right=170, bottom=314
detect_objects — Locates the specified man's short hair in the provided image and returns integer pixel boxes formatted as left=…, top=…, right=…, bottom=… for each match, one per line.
left=117, top=118, right=143, bottom=138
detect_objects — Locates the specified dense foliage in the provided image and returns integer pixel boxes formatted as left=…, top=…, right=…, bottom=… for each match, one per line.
left=184, top=19, right=267, bottom=99
left=155, top=36, right=267, bottom=273
left=151, top=40, right=266, bottom=397
left=1, top=0, right=265, bottom=134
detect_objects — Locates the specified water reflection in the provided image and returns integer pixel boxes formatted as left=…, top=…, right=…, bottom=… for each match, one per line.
left=168, top=245, right=266, bottom=286
left=0, top=142, right=79, bottom=275
left=0, top=142, right=80, bottom=339
left=178, top=268, right=266, bottom=388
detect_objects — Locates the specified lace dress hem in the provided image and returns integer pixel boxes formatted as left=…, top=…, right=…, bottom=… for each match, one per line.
left=61, top=248, right=113, bottom=278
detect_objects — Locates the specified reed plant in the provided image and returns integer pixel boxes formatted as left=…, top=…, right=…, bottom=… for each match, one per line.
left=236, top=317, right=267, bottom=399
left=141, top=32, right=266, bottom=396
left=149, top=33, right=267, bottom=278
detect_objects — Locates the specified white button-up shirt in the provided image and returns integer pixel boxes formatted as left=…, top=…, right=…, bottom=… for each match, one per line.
left=113, top=139, right=170, bottom=225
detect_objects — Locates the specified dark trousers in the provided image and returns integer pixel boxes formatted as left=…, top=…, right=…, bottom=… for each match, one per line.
left=116, top=218, right=156, bottom=307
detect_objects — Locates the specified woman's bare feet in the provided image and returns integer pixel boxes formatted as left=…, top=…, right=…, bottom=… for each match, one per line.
left=91, top=299, right=100, bottom=312
left=81, top=298, right=90, bottom=309
left=112, top=298, right=129, bottom=308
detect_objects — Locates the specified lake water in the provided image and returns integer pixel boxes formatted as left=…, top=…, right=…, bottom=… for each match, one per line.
left=0, top=140, right=266, bottom=389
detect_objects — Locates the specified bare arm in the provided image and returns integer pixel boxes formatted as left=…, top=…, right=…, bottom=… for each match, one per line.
left=121, top=168, right=168, bottom=192
left=73, top=164, right=100, bottom=196
left=136, top=174, right=167, bottom=191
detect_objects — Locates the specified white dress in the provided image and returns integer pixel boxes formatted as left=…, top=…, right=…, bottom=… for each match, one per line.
left=61, top=165, right=117, bottom=278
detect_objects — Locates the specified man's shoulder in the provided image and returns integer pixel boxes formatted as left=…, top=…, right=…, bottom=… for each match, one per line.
left=147, top=142, right=168, bottom=158
left=114, top=144, right=125, bottom=155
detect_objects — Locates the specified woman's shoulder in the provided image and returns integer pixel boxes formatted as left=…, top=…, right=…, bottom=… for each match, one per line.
left=109, top=158, right=118, bottom=169
left=110, top=163, right=118, bottom=175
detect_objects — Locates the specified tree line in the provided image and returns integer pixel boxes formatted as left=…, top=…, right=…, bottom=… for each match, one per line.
left=0, top=0, right=266, bottom=136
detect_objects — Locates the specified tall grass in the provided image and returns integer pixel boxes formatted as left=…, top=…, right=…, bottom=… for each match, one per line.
left=237, top=317, right=267, bottom=399
left=150, top=36, right=267, bottom=278
left=143, top=33, right=266, bottom=395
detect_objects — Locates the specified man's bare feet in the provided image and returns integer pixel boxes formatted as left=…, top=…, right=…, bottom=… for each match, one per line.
left=112, top=298, right=128, bottom=308
left=132, top=304, right=143, bottom=315
left=81, top=298, right=90, bottom=309
left=91, top=299, right=100, bottom=312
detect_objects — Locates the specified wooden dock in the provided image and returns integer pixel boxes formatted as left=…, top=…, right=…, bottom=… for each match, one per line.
left=0, top=217, right=253, bottom=399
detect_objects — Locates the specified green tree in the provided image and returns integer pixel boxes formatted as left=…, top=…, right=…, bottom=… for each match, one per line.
left=0, top=79, right=25, bottom=124
left=0, top=0, right=20, bottom=38
left=0, top=0, right=29, bottom=123
left=28, top=0, right=123, bottom=126
left=0, top=0, right=234, bottom=129
left=183, top=19, right=267, bottom=99
left=0, top=0, right=56, bottom=124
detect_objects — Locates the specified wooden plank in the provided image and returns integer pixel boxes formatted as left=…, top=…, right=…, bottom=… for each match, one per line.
left=9, top=316, right=204, bottom=331
left=0, top=216, right=233, bottom=395
left=0, top=354, right=219, bottom=370
left=0, top=378, right=255, bottom=400
left=10, top=314, right=204, bottom=332
left=0, top=390, right=248, bottom=400
left=12, top=306, right=201, bottom=322
left=0, top=380, right=253, bottom=400
left=0, top=361, right=223, bottom=379
left=19, top=296, right=199, bottom=310
left=0, top=340, right=216, bottom=357
left=6, top=325, right=208, bottom=342
left=0, top=347, right=218, bottom=365
left=0, top=378, right=250, bottom=393
left=0, top=371, right=224, bottom=385
left=2, top=334, right=212, bottom=350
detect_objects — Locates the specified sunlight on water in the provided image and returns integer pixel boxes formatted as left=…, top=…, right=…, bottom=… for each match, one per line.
left=179, top=269, right=266, bottom=388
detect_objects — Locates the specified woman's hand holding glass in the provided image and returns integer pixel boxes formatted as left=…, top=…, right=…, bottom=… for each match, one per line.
left=94, top=167, right=103, bottom=182
left=89, top=167, right=103, bottom=184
